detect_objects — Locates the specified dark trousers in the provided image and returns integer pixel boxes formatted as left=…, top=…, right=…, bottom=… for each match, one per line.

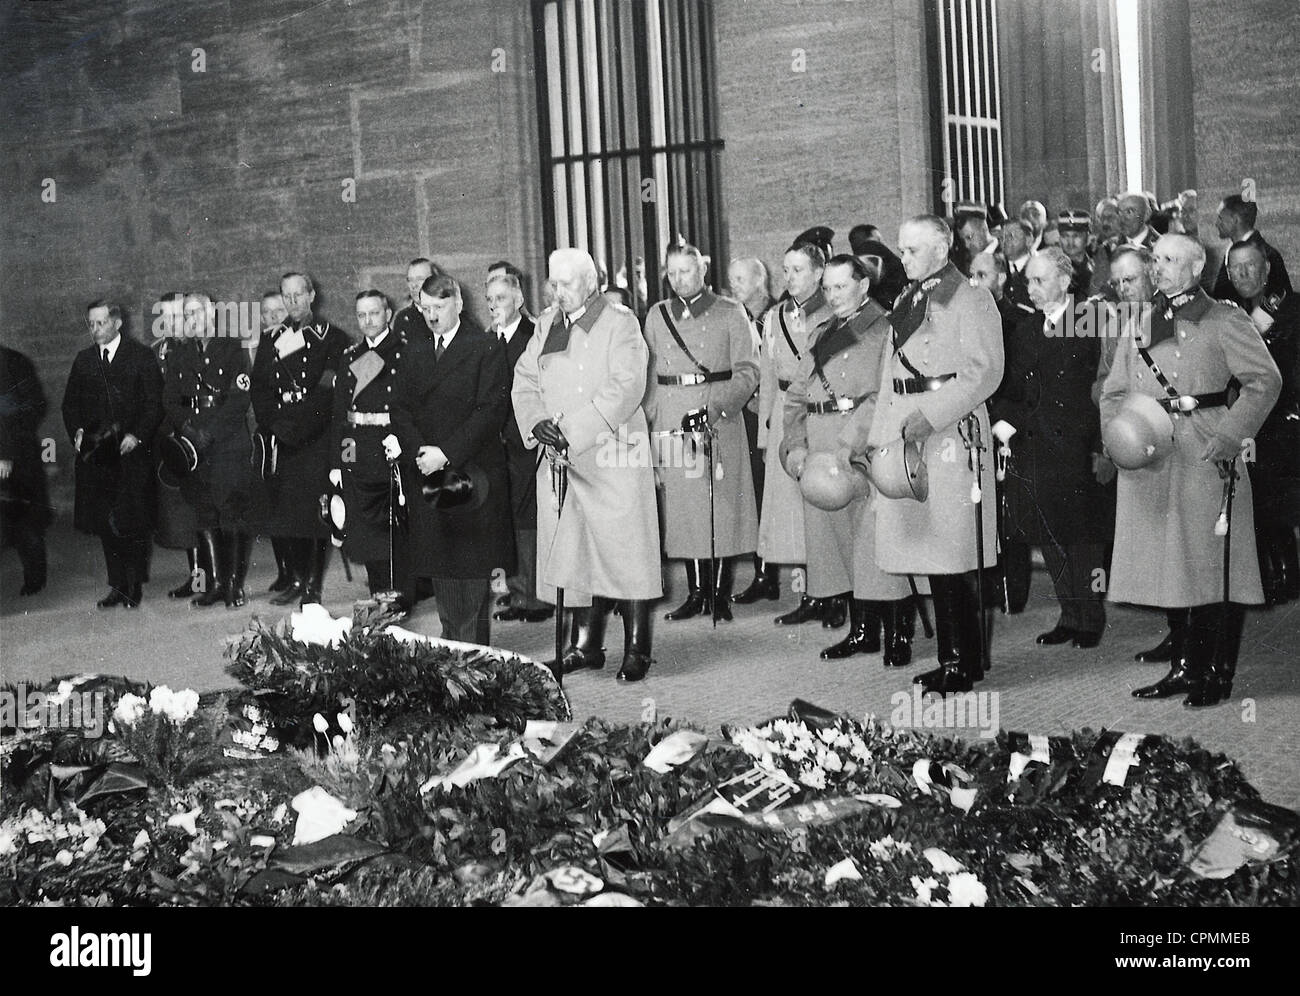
left=506, top=527, right=546, bottom=610
left=1041, top=541, right=1106, bottom=635
left=100, top=532, right=148, bottom=593
left=1001, top=540, right=1032, bottom=613
left=432, top=577, right=492, bottom=645
left=11, top=529, right=47, bottom=588
left=743, top=406, right=765, bottom=514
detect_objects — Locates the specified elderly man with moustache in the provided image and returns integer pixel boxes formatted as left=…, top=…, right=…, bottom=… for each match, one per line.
left=1103, top=234, right=1280, bottom=707
left=512, top=248, right=662, bottom=682
left=868, top=216, right=1003, bottom=696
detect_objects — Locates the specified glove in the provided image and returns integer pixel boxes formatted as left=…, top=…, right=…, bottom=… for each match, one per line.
left=991, top=420, right=1017, bottom=444
left=1200, top=435, right=1244, bottom=465
left=329, top=468, right=343, bottom=487
left=533, top=419, right=568, bottom=450
left=417, top=445, right=449, bottom=475
left=382, top=434, right=401, bottom=460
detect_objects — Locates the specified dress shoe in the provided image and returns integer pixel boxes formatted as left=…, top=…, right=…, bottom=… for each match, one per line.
left=1134, top=633, right=1172, bottom=663
left=1072, top=631, right=1102, bottom=649
left=616, top=650, right=652, bottom=682
left=1132, top=661, right=1194, bottom=699
left=1035, top=625, right=1077, bottom=645
left=919, top=662, right=973, bottom=696
left=774, top=596, right=825, bottom=625
left=560, top=647, right=605, bottom=675
left=494, top=605, right=554, bottom=622
left=97, top=589, right=128, bottom=609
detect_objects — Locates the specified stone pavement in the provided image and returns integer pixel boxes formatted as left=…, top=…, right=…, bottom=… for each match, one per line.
left=4, top=526, right=1298, bottom=809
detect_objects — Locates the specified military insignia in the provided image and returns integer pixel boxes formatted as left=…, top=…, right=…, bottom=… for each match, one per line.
left=235, top=373, right=250, bottom=390
left=308, top=323, right=328, bottom=340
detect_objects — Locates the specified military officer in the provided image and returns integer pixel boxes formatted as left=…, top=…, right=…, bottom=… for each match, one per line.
left=868, top=216, right=1003, bottom=696
left=644, top=243, right=759, bottom=623
left=992, top=249, right=1112, bottom=649
left=783, top=255, right=915, bottom=663
left=63, top=301, right=164, bottom=608
left=512, top=248, right=663, bottom=681
left=0, top=344, right=52, bottom=596
left=162, top=292, right=258, bottom=608
left=249, top=272, right=349, bottom=607
left=1212, top=195, right=1292, bottom=307
left=1057, top=210, right=1095, bottom=295
left=329, top=291, right=411, bottom=608
left=1105, top=234, right=1281, bottom=707
left=391, top=258, right=440, bottom=343
left=253, top=289, right=295, bottom=595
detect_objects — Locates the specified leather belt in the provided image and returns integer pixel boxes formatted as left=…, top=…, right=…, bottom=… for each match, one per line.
left=184, top=394, right=221, bottom=410
left=893, top=373, right=955, bottom=395
left=807, top=395, right=868, bottom=415
left=1157, top=391, right=1228, bottom=413
left=657, top=371, right=732, bottom=386
left=778, top=378, right=792, bottom=391
left=347, top=411, right=392, bottom=426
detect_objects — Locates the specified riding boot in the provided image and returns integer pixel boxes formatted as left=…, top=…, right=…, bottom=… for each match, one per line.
left=226, top=531, right=253, bottom=608
left=191, top=529, right=229, bottom=607
left=268, top=536, right=293, bottom=592
left=1134, top=612, right=1175, bottom=663
left=883, top=598, right=915, bottom=668
left=617, top=599, right=653, bottom=682
left=712, top=558, right=733, bottom=621
left=545, top=608, right=582, bottom=672
left=559, top=599, right=609, bottom=673
left=821, top=592, right=850, bottom=629
left=958, top=570, right=988, bottom=681
left=665, top=560, right=707, bottom=620
left=1132, top=608, right=1195, bottom=698
left=169, top=546, right=203, bottom=599
left=732, top=555, right=780, bottom=603
left=300, top=538, right=329, bottom=606
left=1185, top=603, right=1244, bottom=707
left=269, top=537, right=305, bottom=606
left=918, top=575, right=972, bottom=694
left=820, top=599, right=880, bottom=659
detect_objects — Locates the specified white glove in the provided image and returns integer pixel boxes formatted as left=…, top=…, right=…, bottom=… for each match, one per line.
left=328, top=468, right=342, bottom=487
left=382, top=434, right=401, bottom=460
left=991, top=420, right=1017, bottom=444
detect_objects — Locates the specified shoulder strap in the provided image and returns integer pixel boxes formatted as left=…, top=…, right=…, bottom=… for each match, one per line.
left=776, top=307, right=802, bottom=360
left=1134, top=345, right=1181, bottom=401
left=658, top=302, right=711, bottom=375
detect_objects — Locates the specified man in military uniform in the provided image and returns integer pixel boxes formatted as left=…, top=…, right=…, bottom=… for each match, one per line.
left=162, top=292, right=258, bottom=608
left=992, top=249, right=1112, bottom=649
left=1104, top=234, right=1281, bottom=707
left=253, top=289, right=295, bottom=595
left=250, top=272, right=349, bottom=607
left=1, top=344, right=52, bottom=596
left=1056, top=210, right=1094, bottom=295
left=329, top=291, right=411, bottom=608
left=1213, top=194, right=1292, bottom=307
left=63, top=301, right=164, bottom=608
left=512, top=248, right=663, bottom=681
left=391, top=258, right=439, bottom=342
left=644, top=243, right=759, bottom=623
left=486, top=270, right=551, bottom=623
left=868, top=217, right=1003, bottom=695
left=782, top=255, right=915, bottom=663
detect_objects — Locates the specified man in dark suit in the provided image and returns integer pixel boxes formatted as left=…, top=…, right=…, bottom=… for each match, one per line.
left=1001, top=219, right=1035, bottom=310
left=392, top=274, right=513, bottom=645
left=1, top=344, right=52, bottom=596
left=991, top=249, right=1112, bottom=648
left=250, top=272, right=349, bottom=607
left=391, top=258, right=440, bottom=343
left=485, top=271, right=550, bottom=623
left=1213, top=194, right=1292, bottom=307
left=62, top=301, right=164, bottom=608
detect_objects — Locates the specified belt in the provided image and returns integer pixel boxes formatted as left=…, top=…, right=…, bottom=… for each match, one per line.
left=280, top=388, right=306, bottom=404
left=183, top=394, right=221, bottom=410
left=657, top=371, right=732, bottom=386
left=893, top=373, right=955, bottom=395
left=1157, top=391, right=1229, bottom=413
left=347, top=411, right=392, bottom=426
left=807, top=395, right=868, bottom=415
left=778, top=378, right=792, bottom=392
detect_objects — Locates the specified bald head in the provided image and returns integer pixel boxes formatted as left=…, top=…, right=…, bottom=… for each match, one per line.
left=1117, top=193, right=1151, bottom=239
left=727, top=257, right=768, bottom=306
left=1151, top=233, right=1205, bottom=296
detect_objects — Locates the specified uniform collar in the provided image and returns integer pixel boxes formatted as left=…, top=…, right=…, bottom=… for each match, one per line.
left=673, top=288, right=715, bottom=320
left=365, top=328, right=389, bottom=350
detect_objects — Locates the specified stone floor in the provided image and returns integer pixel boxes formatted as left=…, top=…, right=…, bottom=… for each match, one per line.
left=4, top=524, right=1298, bottom=810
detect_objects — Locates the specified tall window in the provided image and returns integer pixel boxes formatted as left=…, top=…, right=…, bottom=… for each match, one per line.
left=927, top=0, right=1005, bottom=212
left=532, top=0, right=726, bottom=311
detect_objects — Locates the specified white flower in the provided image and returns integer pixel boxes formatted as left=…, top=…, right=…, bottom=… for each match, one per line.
left=148, top=686, right=199, bottom=725
left=850, top=738, right=871, bottom=763
left=798, top=766, right=827, bottom=790
left=79, top=835, right=99, bottom=856
left=290, top=604, right=353, bottom=648
left=911, top=875, right=940, bottom=905
left=331, top=734, right=344, bottom=751
left=54, top=849, right=74, bottom=867
left=131, top=830, right=150, bottom=851
left=869, top=836, right=902, bottom=861
left=923, top=847, right=965, bottom=875
left=336, top=711, right=354, bottom=734
left=0, top=829, right=17, bottom=856
left=946, top=872, right=988, bottom=907
left=113, top=693, right=147, bottom=729
left=313, top=713, right=329, bottom=734
left=817, top=727, right=838, bottom=745
left=834, top=732, right=852, bottom=750
left=166, top=807, right=201, bottom=837
left=821, top=751, right=843, bottom=773
left=47, top=680, right=76, bottom=707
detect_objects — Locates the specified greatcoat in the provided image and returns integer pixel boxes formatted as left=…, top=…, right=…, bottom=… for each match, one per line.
left=1100, top=288, right=1281, bottom=606
left=511, top=294, right=662, bottom=606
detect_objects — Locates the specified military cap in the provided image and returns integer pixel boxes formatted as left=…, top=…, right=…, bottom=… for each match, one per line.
left=1057, top=209, right=1091, bottom=232
left=793, top=226, right=835, bottom=260
left=953, top=201, right=987, bottom=220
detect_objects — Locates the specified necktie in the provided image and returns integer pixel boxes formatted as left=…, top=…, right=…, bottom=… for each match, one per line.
left=498, top=330, right=506, bottom=343
left=435, top=335, right=445, bottom=361
left=102, top=348, right=110, bottom=366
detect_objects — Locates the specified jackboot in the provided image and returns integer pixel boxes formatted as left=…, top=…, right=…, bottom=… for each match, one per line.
left=774, top=590, right=826, bottom=625
left=820, top=599, right=881, bottom=659
left=268, top=536, right=293, bottom=592
left=1185, top=603, right=1245, bottom=707
left=711, top=558, right=734, bottom=622
left=191, top=530, right=229, bottom=607
left=1132, top=608, right=1195, bottom=698
left=226, top=531, right=253, bottom=608
left=732, top=555, right=780, bottom=603
left=269, top=537, right=305, bottom=606
left=915, top=575, right=963, bottom=687
left=821, top=592, right=850, bottom=629
left=617, top=599, right=653, bottom=682
left=665, top=560, right=707, bottom=620
left=559, top=599, right=609, bottom=674
left=958, top=570, right=988, bottom=680
left=883, top=598, right=915, bottom=668
left=300, top=538, right=329, bottom=606
left=1134, top=613, right=1174, bottom=663
left=169, top=546, right=203, bottom=599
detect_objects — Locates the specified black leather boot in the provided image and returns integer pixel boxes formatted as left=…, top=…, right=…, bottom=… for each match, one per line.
left=268, top=536, right=293, bottom=592
left=226, top=531, right=253, bottom=608
left=1134, top=614, right=1174, bottom=663
left=1258, top=533, right=1282, bottom=606
left=918, top=575, right=972, bottom=695
left=712, top=558, right=734, bottom=622
left=821, top=592, right=850, bottom=629
left=560, top=599, right=609, bottom=674
left=959, top=570, right=988, bottom=680
left=774, top=591, right=826, bottom=625
left=191, top=530, right=229, bottom=607
left=883, top=598, right=915, bottom=668
left=169, top=546, right=203, bottom=599
left=1185, top=603, right=1244, bottom=707
left=820, top=599, right=881, bottom=659
left=269, top=537, right=305, bottom=606
left=732, top=556, right=780, bottom=603
left=300, top=538, right=329, bottom=606
left=617, top=599, right=653, bottom=682
left=1132, top=608, right=1194, bottom=698
left=665, top=560, right=707, bottom=620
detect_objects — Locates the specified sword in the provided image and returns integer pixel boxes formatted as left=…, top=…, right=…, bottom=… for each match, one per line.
left=907, top=575, right=934, bottom=639
left=995, top=435, right=1012, bottom=614
left=961, top=413, right=990, bottom=676
left=705, top=422, right=718, bottom=628
left=549, top=443, right=570, bottom=684
left=1215, top=459, right=1238, bottom=605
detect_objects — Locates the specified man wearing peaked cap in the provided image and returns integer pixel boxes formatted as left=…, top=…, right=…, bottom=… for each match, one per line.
left=794, top=226, right=835, bottom=264
left=1057, top=210, right=1095, bottom=296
